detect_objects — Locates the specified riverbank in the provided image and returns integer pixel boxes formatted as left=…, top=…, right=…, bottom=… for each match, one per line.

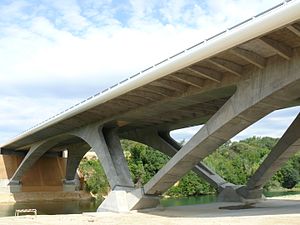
left=1, top=195, right=300, bottom=225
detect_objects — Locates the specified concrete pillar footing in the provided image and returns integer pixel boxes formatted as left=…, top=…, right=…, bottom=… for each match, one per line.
left=7, top=182, right=21, bottom=194
left=9, top=184, right=22, bottom=193
left=63, top=179, right=76, bottom=192
left=97, top=188, right=161, bottom=213
left=218, top=184, right=264, bottom=203
left=6, top=179, right=22, bottom=193
left=113, top=185, right=134, bottom=192
left=236, top=186, right=265, bottom=202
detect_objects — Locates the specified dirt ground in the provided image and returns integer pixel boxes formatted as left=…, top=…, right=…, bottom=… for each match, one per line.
left=1, top=195, right=300, bottom=225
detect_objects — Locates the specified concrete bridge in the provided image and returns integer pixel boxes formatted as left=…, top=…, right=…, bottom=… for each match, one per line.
left=1, top=0, right=300, bottom=212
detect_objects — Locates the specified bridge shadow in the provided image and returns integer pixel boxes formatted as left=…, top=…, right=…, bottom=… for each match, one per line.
left=140, top=198, right=300, bottom=218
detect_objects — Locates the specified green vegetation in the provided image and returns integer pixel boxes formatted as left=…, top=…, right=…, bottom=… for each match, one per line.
left=79, top=137, right=300, bottom=198
left=78, top=158, right=110, bottom=199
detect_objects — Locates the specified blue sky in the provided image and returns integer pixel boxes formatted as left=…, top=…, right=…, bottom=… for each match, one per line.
left=0, top=0, right=299, bottom=144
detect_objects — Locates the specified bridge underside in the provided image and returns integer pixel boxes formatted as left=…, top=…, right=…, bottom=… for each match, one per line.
left=0, top=153, right=67, bottom=193
left=1, top=13, right=300, bottom=212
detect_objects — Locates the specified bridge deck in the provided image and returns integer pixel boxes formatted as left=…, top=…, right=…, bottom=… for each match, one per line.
left=1, top=0, right=300, bottom=151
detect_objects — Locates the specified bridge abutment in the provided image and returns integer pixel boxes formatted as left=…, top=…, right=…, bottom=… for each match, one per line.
left=0, top=153, right=67, bottom=194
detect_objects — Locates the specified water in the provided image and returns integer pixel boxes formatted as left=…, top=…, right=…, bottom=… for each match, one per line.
left=160, top=195, right=217, bottom=207
left=0, top=199, right=101, bottom=217
left=160, top=190, right=300, bottom=207
left=1, top=191, right=299, bottom=217
left=264, top=190, right=300, bottom=197
left=0, top=196, right=217, bottom=217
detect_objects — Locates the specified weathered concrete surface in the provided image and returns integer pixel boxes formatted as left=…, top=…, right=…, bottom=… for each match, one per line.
left=98, top=189, right=160, bottom=213
left=71, top=125, right=134, bottom=190
left=63, top=143, right=90, bottom=192
left=0, top=155, right=66, bottom=193
left=8, top=135, right=72, bottom=186
left=98, top=190, right=131, bottom=213
left=65, top=144, right=90, bottom=182
left=127, top=188, right=160, bottom=211
left=71, top=125, right=138, bottom=212
left=144, top=51, right=300, bottom=196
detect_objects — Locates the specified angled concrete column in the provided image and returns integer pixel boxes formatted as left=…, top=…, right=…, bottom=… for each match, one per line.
left=71, top=125, right=134, bottom=190
left=122, top=128, right=230, bottom=191
left=236, top=113, right=300, bottom=201
left=142, top=51, right=300, bottom=198
left=64, top=143, right=90, bottom=192
left=9, top=137, right=67, bottom=191
left=71, top=125, right=135, bottom=212
left=103, top=128, right=133, bottom=189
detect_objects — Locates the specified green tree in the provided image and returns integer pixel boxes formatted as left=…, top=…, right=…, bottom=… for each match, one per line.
left=79, top=158, right=109, bottom=197
left=78, top=137, right=300, bottom=199
left=122, top=139, right=169, bottom=185
left=280, top=165, right=299, bottom=189
left=166, top=171, right=214, bottom=197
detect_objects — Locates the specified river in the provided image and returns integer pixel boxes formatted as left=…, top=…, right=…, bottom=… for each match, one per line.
left=1, top=191, right=300, bottom=217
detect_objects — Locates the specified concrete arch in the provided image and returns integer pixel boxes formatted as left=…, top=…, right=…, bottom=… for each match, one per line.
left=9, top=124, right=135, bottom=198
left=9, top=134, right=77, bottom=185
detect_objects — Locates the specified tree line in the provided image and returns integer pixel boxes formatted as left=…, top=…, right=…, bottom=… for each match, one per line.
left=79, top=136, right=300, bottom=198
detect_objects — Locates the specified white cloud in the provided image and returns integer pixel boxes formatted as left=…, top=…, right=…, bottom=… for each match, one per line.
left=170, top=125, right=202, bottom=142
left=0, top=96, right=81, bottom=144
left=48, top=0, right=90, bottom=31
left=0, top=0, right=30, bottom=23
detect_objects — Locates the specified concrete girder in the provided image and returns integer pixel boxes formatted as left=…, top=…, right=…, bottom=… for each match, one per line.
left=229, top=48, right=266, bottom=69
left=70, top=124, right=134, bottom=190
left=207, top=58, right=243, bottom=77
left=121, top=128, right=230, bottom=191
left=287, top=24, right=300, bottom=37
left=186, top=66, right=222, bottom=83
left=142, top=50, right=300, bottom=197
left=260, top=37, right=293, bottom=60
left=236, top=113, right=300, bottom=200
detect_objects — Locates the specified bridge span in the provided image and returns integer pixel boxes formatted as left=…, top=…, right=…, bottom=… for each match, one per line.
left=1, top=0, right=300, bottom=212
